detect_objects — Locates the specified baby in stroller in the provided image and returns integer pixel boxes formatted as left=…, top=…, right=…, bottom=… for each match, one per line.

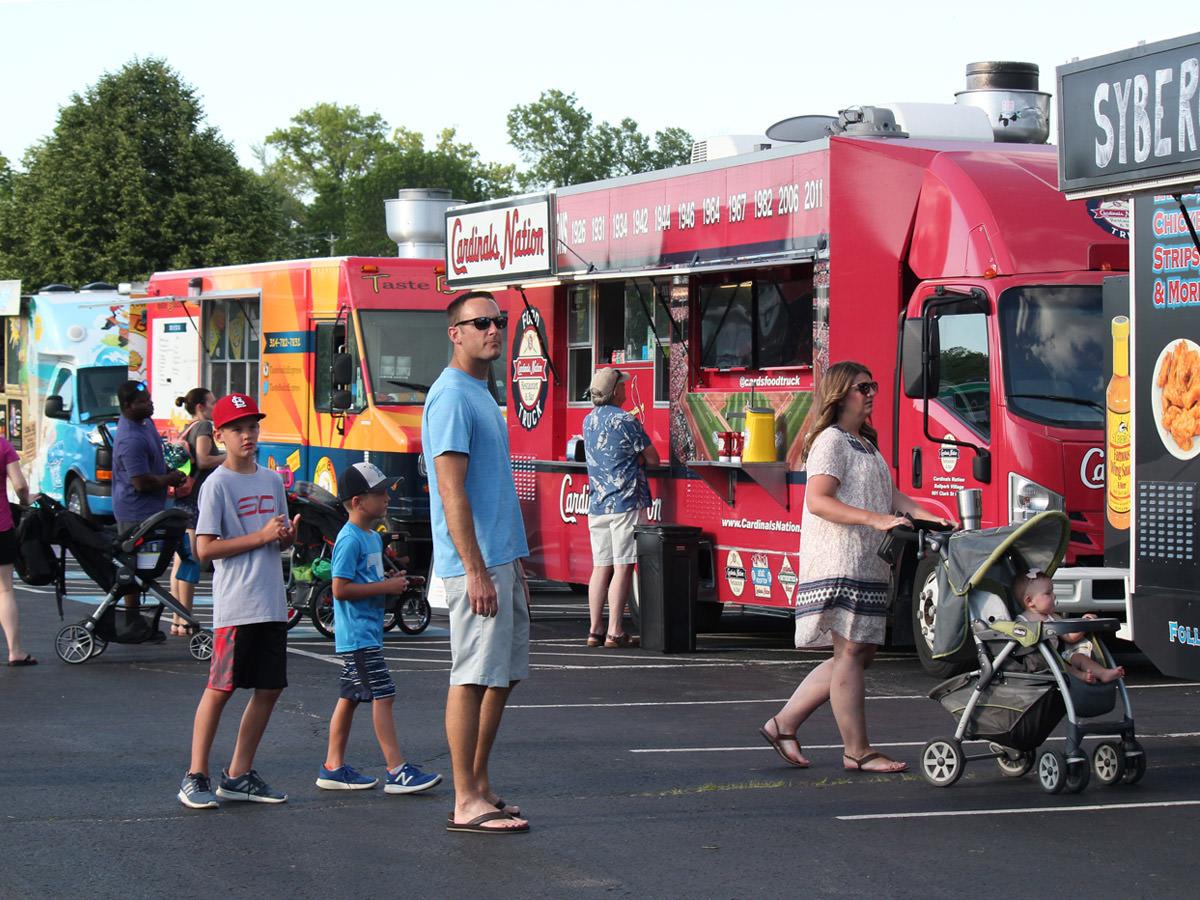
left=1013, top=569, right=1125, bottom=685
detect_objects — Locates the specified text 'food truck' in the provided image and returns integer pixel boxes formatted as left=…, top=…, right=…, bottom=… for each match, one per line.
left=447, top=63, right=1131, bottom=674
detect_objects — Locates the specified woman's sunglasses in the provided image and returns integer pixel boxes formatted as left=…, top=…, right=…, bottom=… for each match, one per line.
left=852, top=380, right=879, bottom=396
left=454, top=315, right=509, bottom=331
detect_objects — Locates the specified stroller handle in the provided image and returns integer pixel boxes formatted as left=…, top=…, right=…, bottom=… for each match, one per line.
left=1041, top=617, right=1121, bottom=635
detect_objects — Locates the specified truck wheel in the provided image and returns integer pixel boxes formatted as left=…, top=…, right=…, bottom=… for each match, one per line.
left=911, top=556, right=971, bottom=677
left=66, top=479, right=93, bottom=523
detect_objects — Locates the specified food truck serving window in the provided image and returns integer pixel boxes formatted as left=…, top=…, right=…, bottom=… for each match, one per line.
left=699, top=270, right=813, bottom=371
left=999, top=285, right=1104, bottom=429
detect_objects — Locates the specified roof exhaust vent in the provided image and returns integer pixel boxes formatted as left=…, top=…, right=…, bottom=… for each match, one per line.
left=385, top=188, right=462, bottom=259
left=955, top=61, right=1051, bottom=144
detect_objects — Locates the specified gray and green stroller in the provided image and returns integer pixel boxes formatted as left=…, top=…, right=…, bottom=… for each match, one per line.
left=911, top=511, right=1143, bottom=793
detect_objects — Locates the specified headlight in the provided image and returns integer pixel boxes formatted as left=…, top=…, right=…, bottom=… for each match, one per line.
left=1009, top=473, right=1064, bottom=523
left=87, top=427, right=106, bottom=447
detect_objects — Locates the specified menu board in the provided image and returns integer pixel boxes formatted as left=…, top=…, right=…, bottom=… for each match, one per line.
left=1131, top=193, right=1200, bottom=676
left=1132, top=194, right=1200, bottom=587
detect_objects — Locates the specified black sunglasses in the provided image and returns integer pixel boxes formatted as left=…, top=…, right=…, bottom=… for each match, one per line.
left=454, top=315, right=508, bottom=331
left=853, top=380, right=879, bottom=396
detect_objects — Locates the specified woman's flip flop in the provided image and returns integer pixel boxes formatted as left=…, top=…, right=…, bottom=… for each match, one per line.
left=759, top=717, right=810, bottom=768
left=843, top=752, right=908, bottom=773
left=7, top=655, right=38, bottom=667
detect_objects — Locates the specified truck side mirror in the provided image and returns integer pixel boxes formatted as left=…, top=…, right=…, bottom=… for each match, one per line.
left=331, top=352, right=353, bottom=388
left=331, top=389, right=353, bottom=412
left=901, top=318, right=941, bottom=398
left=973, top=448, right=992, bottom=484
left=44, top=395, right=68, bottom=420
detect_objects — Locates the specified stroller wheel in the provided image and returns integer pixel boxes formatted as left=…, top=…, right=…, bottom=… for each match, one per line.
left=285, top=600, right=305, bottom=631
left=383, top=611, right=399, bottom=632
left=310, top=582, right=335, bottom=640
left=1065, top=755, right=1090, bottom=794
left=1036, top=749, right=1068, bottom=794
left=189, top=630, right=214, bottom=662
left=921, top=738, right=964, bottom=787
left=990, top=744, right=1034, bottom=778
left=56, top=623, right=95, bottom=665
left=397, top=595, right=432, bottom=635
left=1092, top=741, right=1126, bottom=786
left=1121, top=739, right=1147, bottom=784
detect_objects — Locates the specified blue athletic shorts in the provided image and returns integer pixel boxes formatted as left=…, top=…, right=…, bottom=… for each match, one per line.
left=338, top=646, right=395, bottom=702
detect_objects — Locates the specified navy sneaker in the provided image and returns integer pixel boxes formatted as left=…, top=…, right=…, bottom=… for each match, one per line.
left=385, top=762, right=442, bottom=795
left=316, top=764, right=378, bottom=791
left=215, top=768, right=288, bottom=804
left=178, top=772, right=219, bottom=809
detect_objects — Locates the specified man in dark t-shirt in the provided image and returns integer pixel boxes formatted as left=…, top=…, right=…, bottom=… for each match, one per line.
left=112, top=380, right=185, bottom=637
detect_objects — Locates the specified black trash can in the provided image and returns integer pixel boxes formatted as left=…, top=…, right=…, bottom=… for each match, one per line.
left=636, top=524, right=701, bottom=653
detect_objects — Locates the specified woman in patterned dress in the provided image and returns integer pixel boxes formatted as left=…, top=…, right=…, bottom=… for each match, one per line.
left=759, top=362, right=953, bottom=773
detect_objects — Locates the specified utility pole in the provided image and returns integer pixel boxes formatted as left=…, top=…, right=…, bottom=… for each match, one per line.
left=325, top=233, right=338, bottom=256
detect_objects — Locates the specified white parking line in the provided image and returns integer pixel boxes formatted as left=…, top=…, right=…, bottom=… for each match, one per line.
left=510, top=696, right=926, bottom=710
left=629, top=732, right=1200, bottom=754
left=837, top=800, right=1200, bottom=821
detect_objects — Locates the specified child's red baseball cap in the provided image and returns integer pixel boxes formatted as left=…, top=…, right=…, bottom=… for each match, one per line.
left=212, top=393, right=266, bottom=430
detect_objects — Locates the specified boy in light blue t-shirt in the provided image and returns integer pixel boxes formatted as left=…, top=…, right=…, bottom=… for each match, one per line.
left=315, top=462, right=442, bottom=795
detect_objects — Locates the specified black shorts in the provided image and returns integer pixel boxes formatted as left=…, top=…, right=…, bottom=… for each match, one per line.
left=208, top=622, right=288, bottom=692
left=0, top=527, right=16, bottom=566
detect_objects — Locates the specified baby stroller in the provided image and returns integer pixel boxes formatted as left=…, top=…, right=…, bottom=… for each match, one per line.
left=26, top=496, right=214, bottom=664
left=287, top=481, right=431, bottom=638
left=903, top=510, right=1142, bottom=794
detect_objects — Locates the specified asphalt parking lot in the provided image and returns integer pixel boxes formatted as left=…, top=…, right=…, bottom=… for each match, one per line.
left=3, top=569, right=1200, bottom=899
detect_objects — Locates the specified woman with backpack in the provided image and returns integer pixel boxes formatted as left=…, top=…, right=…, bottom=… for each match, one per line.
left=169, top=388, right=225, bottom=636
left=0, top=433, right=33, bottom=664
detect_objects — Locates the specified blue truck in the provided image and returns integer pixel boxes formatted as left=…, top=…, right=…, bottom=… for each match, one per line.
left=24, top=284, right=134, bottom=520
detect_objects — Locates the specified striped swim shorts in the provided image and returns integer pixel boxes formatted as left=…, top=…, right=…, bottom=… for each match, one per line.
left=338, top=646, right=396, bottom=703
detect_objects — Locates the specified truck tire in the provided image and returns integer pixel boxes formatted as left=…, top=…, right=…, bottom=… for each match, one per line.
left=694, top=601, right=724, bottom=632
left=911, top=555, right=972, bottom=677
left=66, top=478, right=93, bottom=523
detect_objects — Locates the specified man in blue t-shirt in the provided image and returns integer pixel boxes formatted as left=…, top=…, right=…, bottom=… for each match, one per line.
left=111, top=380, right=185, bottom=637
left=423, top=290, right=530, bottom=835
left=582, top=368, right=659, bottom=649
left=315, top=461, right=441, bottom=795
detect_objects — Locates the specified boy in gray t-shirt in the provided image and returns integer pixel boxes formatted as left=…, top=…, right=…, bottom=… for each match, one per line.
left=177, top=394, right=300, bottom=810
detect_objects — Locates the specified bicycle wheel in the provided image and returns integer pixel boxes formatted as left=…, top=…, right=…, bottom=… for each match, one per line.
left=397, top=594, right=431, bottom=635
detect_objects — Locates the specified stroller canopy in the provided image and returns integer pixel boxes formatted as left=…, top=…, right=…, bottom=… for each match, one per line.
left=943, top=511, right=1070, bottom=597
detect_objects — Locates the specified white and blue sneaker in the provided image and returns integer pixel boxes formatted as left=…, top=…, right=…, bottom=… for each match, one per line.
left=216, top=768, right=288, bottom=804
left=316, top=764, right=379, bottom=791
left=385, top=762, right=442, bottom=795
left=178, top=772, right=219, bottom=809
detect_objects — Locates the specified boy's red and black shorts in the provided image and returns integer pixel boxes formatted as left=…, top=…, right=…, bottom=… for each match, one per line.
left=208, top=622, right=288, bottom=692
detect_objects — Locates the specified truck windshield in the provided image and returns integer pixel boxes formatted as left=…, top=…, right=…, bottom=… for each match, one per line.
left=999, top=285, right=1104, bottom=429
left=77, top=365, right=127, bottom=421
left=358, top=310, right=508, bottom=406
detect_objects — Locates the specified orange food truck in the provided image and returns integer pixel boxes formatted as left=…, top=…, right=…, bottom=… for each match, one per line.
left=446, top=65, right=1133, bottom=671
left=143, top=191, right=512, bottom=574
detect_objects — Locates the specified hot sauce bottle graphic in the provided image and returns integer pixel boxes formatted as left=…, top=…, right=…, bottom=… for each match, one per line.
left=1106, top=316, right=1131, bottom=530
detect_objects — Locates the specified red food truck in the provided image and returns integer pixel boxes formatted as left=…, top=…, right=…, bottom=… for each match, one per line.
left=445, top=66, right=1131, bottom=673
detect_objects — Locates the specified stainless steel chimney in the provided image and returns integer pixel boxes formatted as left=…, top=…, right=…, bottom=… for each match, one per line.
left=954, top=62, right=1051, bottom=144
left=384, top=188, right=462, bottom=259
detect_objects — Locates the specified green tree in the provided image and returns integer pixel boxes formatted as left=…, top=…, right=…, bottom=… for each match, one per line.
left=261, top=103, right=390, bottom=253
left=507, top=90, right=694, bottom=189
left=0, top=59, right=290, bottom=287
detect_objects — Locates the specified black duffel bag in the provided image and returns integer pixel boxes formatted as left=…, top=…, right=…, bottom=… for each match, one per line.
left=14, top=501, right=58, bottom=587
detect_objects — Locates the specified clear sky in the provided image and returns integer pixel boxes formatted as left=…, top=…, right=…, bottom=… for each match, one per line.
left=1, top=0, right=1196, bottom=172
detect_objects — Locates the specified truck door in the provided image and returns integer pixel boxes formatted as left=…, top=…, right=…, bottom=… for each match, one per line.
left=308, top=315, right=366, bottom=492
left=897, top=291, right=993, bottom=522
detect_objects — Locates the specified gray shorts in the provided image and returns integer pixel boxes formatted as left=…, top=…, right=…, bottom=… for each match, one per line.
left=444, top=560, right=530, bottom=687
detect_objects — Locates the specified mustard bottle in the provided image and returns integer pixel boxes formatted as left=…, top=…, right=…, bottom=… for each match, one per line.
left=1106, top=316, right=1131, bottom=530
